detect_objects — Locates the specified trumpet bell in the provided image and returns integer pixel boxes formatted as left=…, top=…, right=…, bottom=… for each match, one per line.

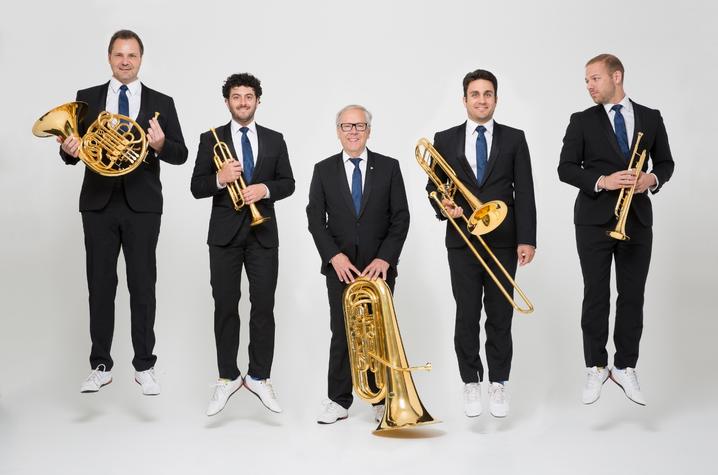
left=32, top=101, right=88, bottom=140
left=467, top=199, right=508, bottom=236
left=607, top=230, right=630, bottom=241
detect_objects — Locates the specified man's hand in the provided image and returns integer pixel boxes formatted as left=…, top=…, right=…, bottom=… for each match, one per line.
left=147, top=116, right=165, bottom=154
left=600, top=170, right=637, bottom=190
left=331, top=253, right=361, bottom=284
left=517, top=244, right=536, bottom=267
left=441, top=198, right=464, bottom=218
left=58, top=136, right=80, bottom=158
left=217, top=159, right=243, bottom=186
left=362, top=258, right=390, bottom=281
left=241, top=184, right=268, bottom=204
left=634, top=171, right=657, bottom=193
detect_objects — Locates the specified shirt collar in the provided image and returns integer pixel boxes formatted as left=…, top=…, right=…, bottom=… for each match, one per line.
left=343, top=148, right=368, bottom=162
left=109, top=77, right=141, bottom=96
left=603, top=95, right=632, bottom=114
left=231, top=120, right=257, bottom=136
left=466, top=117, right=495, bottom=136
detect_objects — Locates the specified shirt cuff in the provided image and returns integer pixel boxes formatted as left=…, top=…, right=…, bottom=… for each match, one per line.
left=263, top=184, right=270, bottom=199
left=594, top=176, right=604, bottom=193
left=216, top=174, right=226, bottom=189
left=649, top=173, right=660, bottom=193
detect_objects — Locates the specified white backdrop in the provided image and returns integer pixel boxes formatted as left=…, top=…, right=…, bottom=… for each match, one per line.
left=1, top=1, right=716, bottom=474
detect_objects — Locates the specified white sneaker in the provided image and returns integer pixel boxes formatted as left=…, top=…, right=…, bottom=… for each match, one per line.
left=610, top=367, right=646, bottom=406
left=373, top=404, right=385, bottom=423
left=463, top=382, right=482, bottom=417
left=488, top=382, right=509, bottom=418
left=206, top=377, right=243, bottom=416
left=582, top=366, right=610, bottom=404
left=80, top=365, right=112, bottom=393
left=244, top=376, right=282, bottom=413
left=317, top=399, right=349, bottom=424
left=134, top=368, right=161, bottom=396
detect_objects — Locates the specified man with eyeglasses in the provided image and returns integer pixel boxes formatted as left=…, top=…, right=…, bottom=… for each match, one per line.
left=307, top=104, right=410, bottom=424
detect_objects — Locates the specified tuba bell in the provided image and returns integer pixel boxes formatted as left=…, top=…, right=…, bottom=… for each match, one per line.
left=607, top=132, right=647, bottom=241
left=33, top=101, right=155, bottom=177
left=343, top=277, right=437, bottom=432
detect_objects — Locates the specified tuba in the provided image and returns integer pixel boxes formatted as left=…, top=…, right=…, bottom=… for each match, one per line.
left=210, top=128, right=270, bottom=227
left=343, top=277, right=437, bottom=432
left=607, top=132, right=647, bottom=241
left=416, top=138, right=534, bottom=314
left=32, top=101, right=156, bottom=177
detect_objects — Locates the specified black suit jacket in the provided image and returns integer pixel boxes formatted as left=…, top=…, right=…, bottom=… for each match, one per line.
left=306, top=150, right=410, bottom=276
left=191, top=122, right=295, bottom=248
left=59, top=82, right=188, bottom=213
left=558, top=100, right=675, bottom=226
left=427, top=121, right=537, bottom=249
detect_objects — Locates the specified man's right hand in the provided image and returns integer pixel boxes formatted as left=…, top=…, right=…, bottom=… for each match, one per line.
left=441, top=198, right=464, bottom=219
left=217, top=159, right=243, bottom=186
left=600, top=170, right=636, bottom=190
left=58, top=136, right=80, bottom=158
left=330, top=253, right=361, bottom=284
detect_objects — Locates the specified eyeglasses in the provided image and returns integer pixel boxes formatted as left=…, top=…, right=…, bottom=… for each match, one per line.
left=338, top=122, right=368, bottom=132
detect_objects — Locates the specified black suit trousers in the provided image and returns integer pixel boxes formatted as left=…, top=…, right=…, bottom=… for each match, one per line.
left=81, top=184, right=161, bottom=372
left=576, top=221, right=652, bottom=369
left=448, top=244, right=517, bottom=383
left=326, top=272, right=395, bottom=409
left=209, top=225, right=278, bottom=380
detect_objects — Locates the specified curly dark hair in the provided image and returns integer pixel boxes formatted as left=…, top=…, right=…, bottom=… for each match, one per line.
left=462, top=69, right=498, bottom=97
left=222, top=73, right=262, bottom=99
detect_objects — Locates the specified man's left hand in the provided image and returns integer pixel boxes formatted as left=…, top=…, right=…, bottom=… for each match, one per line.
left=517, top=244, right=535, bottom=266
left=362, top=258, right=390, bottom=281
left=241, top=184, right=268, bottom=204
left=634, top=171, right=657, bottom=193
left=147, top=116, right=165, bottom=154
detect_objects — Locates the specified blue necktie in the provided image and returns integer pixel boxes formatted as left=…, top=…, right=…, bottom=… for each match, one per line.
left=239, top=127, right=254, bottom=183
left=611, top=104, right=630, bottom=159
left=118, top=84, right=129, bottom=130
left=349, top=158, right=362, bottom=215
left=475, top=125, right=488, bottom=184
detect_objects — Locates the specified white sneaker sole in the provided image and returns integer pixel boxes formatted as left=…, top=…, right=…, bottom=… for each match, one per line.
left=81, top=378, right=112, bottom=393
left=317, top=415, right=348, bottom=425
left=244, top=383, right=282, bottom=413
left=207, top=381, right=243, bottom=417
left=609, top=373, right=646, bottom=406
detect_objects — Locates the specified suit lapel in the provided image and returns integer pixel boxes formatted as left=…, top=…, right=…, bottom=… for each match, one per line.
left=136, top=83, right=151, bottom=127
left=630, top=100, right=643, bottom=151
left=595, top=105, right=626, bottom=163
left=480, top=122, right=502, bottom=187
left=358, top=151, right=375, bottom=217
left=219, top=121, right=236, bottom=158
left=254, top=124, right=266, bottom=178
left=454, top=122, right=477, bottom=185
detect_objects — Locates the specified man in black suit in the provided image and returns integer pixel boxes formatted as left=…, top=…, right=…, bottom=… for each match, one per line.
left=558, top=54, right=674, bottom=406
left=191, top=73, right=295, bottom=416
left=59, top=30, right=187, bottom=395
left=307, top=105, right=410, bottom=424
left=427, top=69, right=536, bottom=418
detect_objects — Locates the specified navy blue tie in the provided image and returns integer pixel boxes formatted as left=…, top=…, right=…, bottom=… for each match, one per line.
left=239, top=127, right=254, bottom=183
left=349, top=158, right=362, bottom=215
left=475, top=125, right=488, bottom=184
left=611, top=104, right=630, bottom=159
left=118, top=84, right=129, bottom=130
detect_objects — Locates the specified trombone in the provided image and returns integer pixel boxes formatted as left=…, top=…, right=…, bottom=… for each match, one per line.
left=415, top=138, right=534, bottom=314
left=210, top=128, right=269, bottom=227
left=607, top=132, right=647, bottom=241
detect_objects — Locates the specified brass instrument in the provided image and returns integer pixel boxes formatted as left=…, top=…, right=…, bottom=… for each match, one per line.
left=210, top=128, right=269, bottom=227
left=607, top=132, right=647, bottom=241
left=343, top=277, right=437, bottom=432
left=415, top=138, right=534, bottom=314
left=33, top=101, right=156, bottom=176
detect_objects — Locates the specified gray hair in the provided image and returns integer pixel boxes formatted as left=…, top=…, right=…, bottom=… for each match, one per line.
left=335, top=104, right=372, bottom=127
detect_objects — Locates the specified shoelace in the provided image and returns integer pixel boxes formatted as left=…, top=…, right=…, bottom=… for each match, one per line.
left=464, top=384, right=480, bottom=401
left=490, top=384, right=505, bottom=404
left=586, top=368, right=604, bottom=389
left=209, top=380, right=231, bottom=402
left=261, top=379, right=278, bottom=399
left=86, top=364, right=107, bottom=385
left=322, top=399, right=342, bottom=413
left=623, top=369, right=641, bottom=391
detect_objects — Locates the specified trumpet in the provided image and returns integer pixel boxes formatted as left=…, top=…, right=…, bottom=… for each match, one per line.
left=343, top=277, right=437, bottom=432
left=32, top=101, right=156, bottom=176
left=607, top=132, right=647, bottom=241
left=210, top=128, right=269, bottom=227
left=416, top=138, right=534, bottom=314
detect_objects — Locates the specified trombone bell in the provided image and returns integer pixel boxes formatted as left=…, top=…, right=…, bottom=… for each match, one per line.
left=468, top=200, right=508, bottom=236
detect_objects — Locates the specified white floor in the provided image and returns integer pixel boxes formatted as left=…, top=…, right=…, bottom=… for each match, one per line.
left=2, top=364, right=715, bottom=475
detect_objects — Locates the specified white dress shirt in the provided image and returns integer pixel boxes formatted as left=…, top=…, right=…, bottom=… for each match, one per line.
left=106, top=77, right=141, bottom=119
left=216, top=120, right=269, bottom=198
left=464, top=118, right=495, bottom=178
left=342, top=148, right=368, bottom=190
